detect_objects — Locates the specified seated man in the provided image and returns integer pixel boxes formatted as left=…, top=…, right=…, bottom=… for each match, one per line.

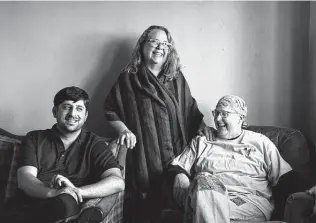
left=168, top=95, right=292, bottom=223
left=15, top=86, right=125, bottom=223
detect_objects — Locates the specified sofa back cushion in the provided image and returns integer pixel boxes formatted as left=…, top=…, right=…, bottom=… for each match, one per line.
left=246, top=125, right=309, bottom=169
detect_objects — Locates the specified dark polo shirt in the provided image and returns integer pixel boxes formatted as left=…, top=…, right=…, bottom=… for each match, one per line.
left=18, top=125, right=120, bottom=187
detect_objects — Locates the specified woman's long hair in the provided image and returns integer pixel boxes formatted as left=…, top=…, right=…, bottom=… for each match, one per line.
left=122, top=25, right=182, bottom=80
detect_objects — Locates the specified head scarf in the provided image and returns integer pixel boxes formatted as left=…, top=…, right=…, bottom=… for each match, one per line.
left=216, top=95, right=248, bottom=127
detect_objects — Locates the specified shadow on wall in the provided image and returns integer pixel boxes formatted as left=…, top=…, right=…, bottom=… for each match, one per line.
left=264, top=2, right=310, bottom=140
left=83, top=37, right=135, bottom=138
left=237, top=2, right=310, bottom=136
left=306, top=3, right=316, bottom=144
left=286, top=2, right=310, bottom=140
left=270, top=2, right=311, bottom=141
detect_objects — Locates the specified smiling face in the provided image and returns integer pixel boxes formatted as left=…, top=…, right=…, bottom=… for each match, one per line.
left=142, top=29, right=169, bottom=68
left=53, top=100, right=88, bottom=134
left=214, top=105, right=244, bottom=140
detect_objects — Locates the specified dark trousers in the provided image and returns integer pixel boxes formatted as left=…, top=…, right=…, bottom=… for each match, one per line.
left=3, top=193, right=80, bottom=223
left=124, top=193, right=165, bottom=223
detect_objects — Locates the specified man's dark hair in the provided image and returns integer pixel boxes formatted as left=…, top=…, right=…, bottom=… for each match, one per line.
left=53, top=86, right=89, bottom=110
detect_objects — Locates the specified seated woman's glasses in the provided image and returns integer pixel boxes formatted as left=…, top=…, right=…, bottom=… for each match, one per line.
left=212, top=110, right=237, bottom=118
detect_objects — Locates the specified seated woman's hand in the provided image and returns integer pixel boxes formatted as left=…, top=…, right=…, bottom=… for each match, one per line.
left=307, top=186, right=316, bottom=197
left=173, top=173, right=190, bottom=208
left=117, top=129, right=137, bottom=149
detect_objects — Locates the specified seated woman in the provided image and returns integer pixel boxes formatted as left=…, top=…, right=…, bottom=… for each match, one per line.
left=168, top=95, right=292, bottom=223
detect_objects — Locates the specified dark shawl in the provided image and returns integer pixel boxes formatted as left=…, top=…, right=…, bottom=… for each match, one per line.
left=104, top=66, right=204, bottom=194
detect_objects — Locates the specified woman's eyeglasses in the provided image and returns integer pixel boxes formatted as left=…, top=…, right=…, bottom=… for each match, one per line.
left=146, top=39, right=172, bottom=49
left=212, top=110, right=238, bottom=118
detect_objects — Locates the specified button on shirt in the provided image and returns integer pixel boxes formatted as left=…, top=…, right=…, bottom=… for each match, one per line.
left=18, top=125, right=121, bottom=187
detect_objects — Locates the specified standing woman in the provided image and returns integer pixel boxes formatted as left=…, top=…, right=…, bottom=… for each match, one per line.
left=104, top=25, right=210, bottom=223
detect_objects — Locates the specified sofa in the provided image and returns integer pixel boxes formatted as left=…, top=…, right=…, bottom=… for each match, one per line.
left=161, top=125, right=315, bottom=223
left=0, top=127, right=127, bottom=223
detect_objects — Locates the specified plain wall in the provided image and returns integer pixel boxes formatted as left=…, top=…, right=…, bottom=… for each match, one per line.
left=0, top=2, right=311, bottom=140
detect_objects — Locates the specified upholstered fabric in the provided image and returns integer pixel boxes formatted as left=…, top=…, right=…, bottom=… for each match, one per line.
left=284, top=192, right=315, bottom=223
left=101, top=192, right=124, bottom=223
left=0, top=135, right=21, bottom=205
left=245, top=126, right=309, bottom=169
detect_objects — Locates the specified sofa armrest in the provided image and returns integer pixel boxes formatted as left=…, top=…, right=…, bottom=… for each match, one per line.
left=108, top=140, right=127, bottom=178
left=284, top=192, right=315, bottom=223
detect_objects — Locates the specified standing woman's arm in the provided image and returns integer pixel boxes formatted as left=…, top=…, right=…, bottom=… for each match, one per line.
left=104, top=78, right=137, bottom=149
